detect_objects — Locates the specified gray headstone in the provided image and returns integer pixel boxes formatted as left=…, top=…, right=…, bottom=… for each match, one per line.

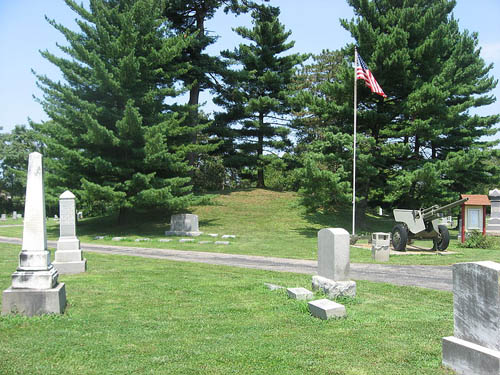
left=317, top=228, right=350, bottom=281
left=215, top=241, right=230, bottom=245
left=111, top=237, right=125, bottom=241
left=0, top=213, right=6, bottom=220
left=371, top=232, right=390, bottom=262
left=12, top=211, right=17, bottom=220
left=287, top=287, right=313, bottom=300
left=165, top=214, right=202, bottom=236
left=313, top=228, right=356, bottom=298
left=308, top=299, right=346, bottom=320
left=158, top=238, right=172, bottom=243
left=179, top=238, right=195, bottom=243
left=264, top=283, right=283, bottom=291
left=442, top=261, right=500, bottom=374
left=487, top=188, right=500, bottom=234
left=221, top=234, right=236, bottom=239
left=2, top=152, right=65, bottom=316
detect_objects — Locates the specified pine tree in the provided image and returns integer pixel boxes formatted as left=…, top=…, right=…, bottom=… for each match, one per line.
left=163, top=0, right=249, bottom=167
left=213, top=4, right=307, bottom=188
left=35, top=0, right=203, bottom=219
left=0, top=125, right=41, bottom=212
left=293, top=0, right=499, bottom=220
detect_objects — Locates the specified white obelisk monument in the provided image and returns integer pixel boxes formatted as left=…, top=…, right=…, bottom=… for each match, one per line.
left=52, top=190, right=87, bottom=274
left=2, top=152, right=66, bottom=316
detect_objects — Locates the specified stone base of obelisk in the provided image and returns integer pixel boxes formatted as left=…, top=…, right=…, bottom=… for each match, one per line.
left=442, top=336, right=500, bottom=375
left=53, top=237, right=87, bottom=274
left=2, top=283, right=66, bottom=316
left=52, top=259, right=87, bottom=274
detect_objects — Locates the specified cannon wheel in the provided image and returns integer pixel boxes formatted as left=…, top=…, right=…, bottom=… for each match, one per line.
left=391, top=223, right=408, bottom=251
left=434, top=225, right=450, bottom=251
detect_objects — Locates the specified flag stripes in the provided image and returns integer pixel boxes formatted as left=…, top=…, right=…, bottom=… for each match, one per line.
left=356, top=54, right=387, bottom=98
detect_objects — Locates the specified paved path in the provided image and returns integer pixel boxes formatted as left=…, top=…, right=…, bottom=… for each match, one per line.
left=0, top=236, right=452, bottom=291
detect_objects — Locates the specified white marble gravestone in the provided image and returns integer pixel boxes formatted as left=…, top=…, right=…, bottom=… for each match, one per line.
left=312, top=228, right=356, bottom=298
left=486, top=188, right=500, bottom=235
left=0, top=213, right=6, bottom=220
left=442, top=261, right=500, bottom=374
left=12, top=211, right=17, bottom=220
left=2, top=152, right=66, bottom=316
left=52, top=191, right=87, bottom=274
left=165, top=214, right=202, bottom=236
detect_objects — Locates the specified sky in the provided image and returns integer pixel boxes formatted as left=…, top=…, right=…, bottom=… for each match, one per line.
left=0, top=0, right=499, bottom=134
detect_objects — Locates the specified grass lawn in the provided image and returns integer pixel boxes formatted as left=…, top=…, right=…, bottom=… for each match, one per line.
left=1, top=188, right=499, bottom=266
left=0, top=242, right=455, bottom=374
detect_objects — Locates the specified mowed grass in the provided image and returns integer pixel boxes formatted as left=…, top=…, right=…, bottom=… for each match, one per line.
left=1, top=188, right=500, bottom=265
left=0, top=243, right=454, bottom=374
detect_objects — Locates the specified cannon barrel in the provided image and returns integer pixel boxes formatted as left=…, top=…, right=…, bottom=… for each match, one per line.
left=421, top=197, right=469, bottom=221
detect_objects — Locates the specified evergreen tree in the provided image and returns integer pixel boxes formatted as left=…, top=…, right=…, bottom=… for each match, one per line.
left=292, top=0, right=499, bottom=221
left=213, top=4, right=307, bottom=188
left=0, top=125, right=41, bottom=212
left=35, top=0, right=204, bottom=219
left=162, top=0, right=250, bottom=166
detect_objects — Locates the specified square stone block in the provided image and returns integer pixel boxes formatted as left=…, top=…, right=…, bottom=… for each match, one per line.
left=453, top=261, right=500, bottom=350
left=308, top=299, right=346, bottom=320
left=264, top=283, right=283, bottom=291
left=318, top=228, right=350, bottom=281
left=443, top=336, right=500, bottom=375
left=54, top=250, right=83, bottom=263
left=57, top=237, right=80, bottom=251
left=52, top=259, right=87, bottom=275
left=2, top=283, right=66, bottom=316
left=312, top=275, right=356, bottom=298
left=287, top=287, right=313, bottom=300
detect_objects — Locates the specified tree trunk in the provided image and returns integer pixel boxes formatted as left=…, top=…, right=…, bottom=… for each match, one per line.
left=256, top=112, right=265, bottom=188
left=118, top=206, right=129, bottom=225
left=186, top=10, right=205, bottom=167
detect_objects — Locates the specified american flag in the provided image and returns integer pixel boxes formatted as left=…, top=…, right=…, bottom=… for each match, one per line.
left=356, top=54, right=387, bottom=98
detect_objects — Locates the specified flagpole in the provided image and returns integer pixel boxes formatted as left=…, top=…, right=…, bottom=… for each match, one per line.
left=352, top=48, right=358, bottom=237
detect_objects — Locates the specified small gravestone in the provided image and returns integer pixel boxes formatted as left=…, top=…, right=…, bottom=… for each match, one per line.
left=0, top=213, right=6, bottom=220
left=486, top=189, right=500, bottom=235
left=442, top=261, right=500, bottom=374
left=371, top=232, right=390, bottom=262
left=112, top=237, right=125, bottom=241
left=94, top=236, right=105, bottom=240
left=52, top=191, right=87, bottom=275
left=2, top=152, right=66, bottom=316
left=134, top=238, right=150, bottom=242
left=221, top=234, right=236, bottom=239
left=215, top=241, right=230, bottom=245
left=77, top=211, right=83, bottom=220
left=264, top=283, right=283, bottom=291
left=287, top=287, right=313, bottom=300
left=208, top=233, right=219, bottom=237
left=165, top=214, right=202, bottom=236
left=158, top=238, right=172, bottom=243
left=199, top=241, right=212, bottom=244
left=54, top=214, right=59, bottom=221
left=18, top=214, right=22, bottom=219
left=179, top=238, right=194, bottom=243
left=308, top=299, right=346, bottom=320
left=312, top=228, right=356, bottom=298
left=12, top=211, right=17, bottom=220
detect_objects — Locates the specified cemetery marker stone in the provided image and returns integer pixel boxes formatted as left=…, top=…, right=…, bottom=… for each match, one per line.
left=312, top=228, right=356, bottom=298
left=165, top=214, right=202, bottom=236
left=442, top=261, right=500, bottom=374
left=486, top=188, right=500, bottom=235
left=2, top=152, right=66, bottom=316
left=52, top=190, right=87, bottom=274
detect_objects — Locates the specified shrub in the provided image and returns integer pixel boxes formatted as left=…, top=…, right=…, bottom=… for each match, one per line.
left=458, top=230, right=495, bottom=249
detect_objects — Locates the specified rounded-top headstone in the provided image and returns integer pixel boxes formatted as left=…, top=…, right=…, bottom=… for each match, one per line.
left=60, top=190, right=76, bottom=199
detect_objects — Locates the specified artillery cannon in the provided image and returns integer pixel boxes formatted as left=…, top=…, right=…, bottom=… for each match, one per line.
left=391, top=197, right=468, bottom=251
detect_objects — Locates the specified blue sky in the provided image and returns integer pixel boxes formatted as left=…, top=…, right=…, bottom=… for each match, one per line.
left=0, top=0, right=499, bottom=134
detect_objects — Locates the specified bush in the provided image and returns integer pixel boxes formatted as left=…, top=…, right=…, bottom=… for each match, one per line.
left=458, top=230, right=495, bottom=249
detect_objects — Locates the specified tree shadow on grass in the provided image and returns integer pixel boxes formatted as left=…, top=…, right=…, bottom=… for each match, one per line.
left=294, top=208, right=394, bottom=238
